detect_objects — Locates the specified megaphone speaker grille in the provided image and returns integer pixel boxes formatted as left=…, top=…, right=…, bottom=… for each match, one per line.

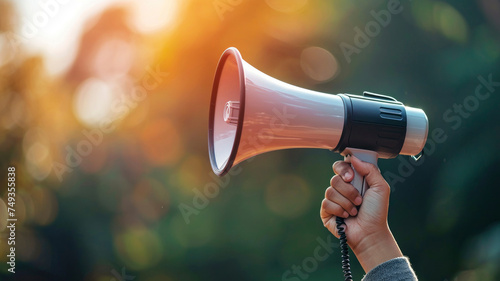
left=209, top=48, right=246, bottom=176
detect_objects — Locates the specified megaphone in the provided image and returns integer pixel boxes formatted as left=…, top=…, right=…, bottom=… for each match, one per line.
left=208, top=47, right=428, bottom=196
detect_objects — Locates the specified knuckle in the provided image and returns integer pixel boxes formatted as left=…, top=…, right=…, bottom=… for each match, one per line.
left=333, top=161, right=349, bottom=175
left=325, top=186, right=336, bottom=200
left=330, top=175, right=342, bottom=187
left=332, top=161, right=343, bottom=171
left=322, top=198, right=344, bottom=216
left=321, top=198, right=328, bottom=209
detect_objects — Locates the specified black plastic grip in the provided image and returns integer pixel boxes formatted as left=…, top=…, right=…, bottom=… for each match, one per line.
left=334, top=92, right=407, bottom=159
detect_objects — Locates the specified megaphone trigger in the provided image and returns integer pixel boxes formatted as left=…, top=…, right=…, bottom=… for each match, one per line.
left=341, top=148, right=379, bottom=197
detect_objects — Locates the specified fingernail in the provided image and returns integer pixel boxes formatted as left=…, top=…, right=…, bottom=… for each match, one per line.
left=342, top=211, right=348, bottom=218
left=344, top=172, right=352, bottom=180
left=354, top=196, right=362, bottom=206
left=350, top=207, right=357, bottom=216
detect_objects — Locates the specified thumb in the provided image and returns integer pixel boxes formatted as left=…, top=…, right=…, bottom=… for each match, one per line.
left=350, top=156, right=390, bottom=195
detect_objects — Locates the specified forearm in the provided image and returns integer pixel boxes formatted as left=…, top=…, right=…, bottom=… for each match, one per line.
left=352, top=226, right=403, bottom=273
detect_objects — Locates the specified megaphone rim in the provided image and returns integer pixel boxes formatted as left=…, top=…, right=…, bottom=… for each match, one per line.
left=208, top=47, right=246, bottom=176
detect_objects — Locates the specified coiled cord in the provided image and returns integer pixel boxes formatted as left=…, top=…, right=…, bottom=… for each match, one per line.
left=336, top=216, right=353, bottom=281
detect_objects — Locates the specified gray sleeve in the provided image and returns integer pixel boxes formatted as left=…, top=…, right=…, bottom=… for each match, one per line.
left=361, top=257, right=418, bottom=281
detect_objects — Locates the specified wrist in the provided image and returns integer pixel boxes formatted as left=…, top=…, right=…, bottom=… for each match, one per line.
left=352, top=226, right=403, bottom=273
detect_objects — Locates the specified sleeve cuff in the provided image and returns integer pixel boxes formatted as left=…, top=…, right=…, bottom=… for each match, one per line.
left=362, top=257, right=418, bottom=281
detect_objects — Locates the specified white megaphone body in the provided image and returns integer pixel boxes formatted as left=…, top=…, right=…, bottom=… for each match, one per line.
left=209, top=47, right=428, bottom=196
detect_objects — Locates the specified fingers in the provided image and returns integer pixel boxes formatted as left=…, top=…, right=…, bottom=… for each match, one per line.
left=319, top=198, right=344, bottom=239
left=330, top=175, right=363, bottom=206
left=325, top=186, right=359, bottom=216
left=321, top=198, right=348, bottom=219
left=332, top=161, right=354, bottom=182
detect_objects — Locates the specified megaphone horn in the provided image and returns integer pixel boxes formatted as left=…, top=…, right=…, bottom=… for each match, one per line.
left=208, top=47, right=428, bottom=192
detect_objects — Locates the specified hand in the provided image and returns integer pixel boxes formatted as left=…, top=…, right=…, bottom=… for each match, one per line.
left=320, top=156, right=403, bottom=273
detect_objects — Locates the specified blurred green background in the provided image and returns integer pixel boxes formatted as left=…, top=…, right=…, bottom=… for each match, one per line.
left=0, top=0, right=499, bottom=280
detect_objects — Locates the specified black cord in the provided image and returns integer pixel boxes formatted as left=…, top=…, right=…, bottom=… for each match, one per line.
left=336, top=216, right=353, bottom=281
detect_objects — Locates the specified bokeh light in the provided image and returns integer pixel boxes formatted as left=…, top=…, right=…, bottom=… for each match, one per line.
left=412, top=1, right=468, bottom=43
left=176, top=154, right=207, bottom=193
left=114, top=226, right=163, bottom=270
left=23, top=127, right=52, bottom=181
left=300, top=46, right=339, bottom=82
left=129, top=0, right=182, bottom=34
left=73, top=78, right=119, bottom=127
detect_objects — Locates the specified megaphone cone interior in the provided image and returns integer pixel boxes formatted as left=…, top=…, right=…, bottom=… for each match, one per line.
left=209, top=47, right=345, bottom=176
